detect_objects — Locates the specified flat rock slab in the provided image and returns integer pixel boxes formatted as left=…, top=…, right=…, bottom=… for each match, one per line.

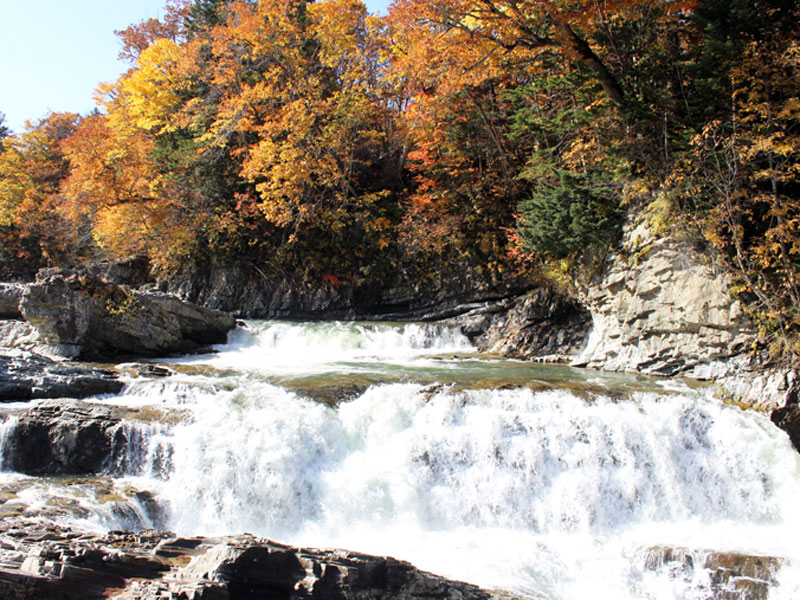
left=0, top=353, right=123, bottom=402
left=0, top=522, right=505, bottom=600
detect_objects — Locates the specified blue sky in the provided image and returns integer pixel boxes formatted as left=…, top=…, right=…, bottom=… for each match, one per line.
left=0, top=0, right=391, bottom=134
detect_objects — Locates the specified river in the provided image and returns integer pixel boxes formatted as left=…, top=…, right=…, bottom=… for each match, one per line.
left=2, top=320, right=800, bottom=599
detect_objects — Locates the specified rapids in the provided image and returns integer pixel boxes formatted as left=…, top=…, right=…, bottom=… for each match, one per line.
left=2, top=320, right=800, bottom=599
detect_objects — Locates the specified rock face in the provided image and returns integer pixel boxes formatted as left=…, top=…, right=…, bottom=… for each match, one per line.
left=165, top=260, right=531, bottom=320
left=3, top=400, right=125, bottom=474
left=0, top=354, right=123, bottom=402
left=20, top=272, right=235, bottom=360
left=0, top=523, right=502, bottom=600
left=457, top=289, right=591, bottom=360
left=0, top=284, right=24, bottom=319
left=573, top=218, right=755, bottom=377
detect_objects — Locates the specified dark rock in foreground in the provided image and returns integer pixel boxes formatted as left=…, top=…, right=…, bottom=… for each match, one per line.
left=0, top=521, right=504, bottom=600
left=20, top=272, right=235, bottom=360
left=0, top=354, right=123, bottom=402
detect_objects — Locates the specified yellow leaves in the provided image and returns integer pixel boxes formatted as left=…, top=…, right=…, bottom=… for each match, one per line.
left=101, top=38, right=190, bottom=136
left=310, top=0, right=368, bottom=70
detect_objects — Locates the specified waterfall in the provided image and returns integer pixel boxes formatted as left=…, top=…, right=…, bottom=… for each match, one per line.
left=0, top=415, right=18, bottom=471
left=2, top=320, right=800, bottom=599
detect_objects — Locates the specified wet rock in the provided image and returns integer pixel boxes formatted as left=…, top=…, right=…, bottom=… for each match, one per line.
left=20, top=272, right=235, bottom=360
left=0, top=353, right=123, bottom=402
left=718, top=368, right=798, bottom=412
left=771, top=403, right=800, bottom=452
left=456, top=290, right=591, bottom=361
left=5, top=400, right=125, bottom=474
left=704, top=552, right=779, bottom=600
left=642, top=547, right=783, bottom=600
left=0, top=523, right=505, bottom=600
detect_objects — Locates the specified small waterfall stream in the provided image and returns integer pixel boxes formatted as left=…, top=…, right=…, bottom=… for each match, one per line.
left=2, top=320, right=800, bottom=599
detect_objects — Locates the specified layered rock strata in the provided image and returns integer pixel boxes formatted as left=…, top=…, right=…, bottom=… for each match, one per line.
left=573, top=218, right=754, bottom=378
left=164, top=260, right=531, bottom=320
left=0, top=523, right=502, bottom=600
left=457, top=289, right=591, bottom=361
left=0, top=355, right=123, bottom=403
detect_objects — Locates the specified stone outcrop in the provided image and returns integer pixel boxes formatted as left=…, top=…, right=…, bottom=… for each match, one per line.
left=572, top=218, right=755, bottom=378
left=0, top=522, right=503, bottom=600
left=3, top=400, right=126, bottom=474
left=456, top=289, right=591, bottom=361
left=164, top=260, right=531, bottom=320
left=771, top=402, right=800, bottom=452
left=20, top=271, right=235, bottom=360
left=0, top=354, right=123, bottom=402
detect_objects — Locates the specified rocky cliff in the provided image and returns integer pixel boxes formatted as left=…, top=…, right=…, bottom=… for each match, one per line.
left=564, top=216, right=800, bottom=412
left=571, top=217, right=754, bottom=378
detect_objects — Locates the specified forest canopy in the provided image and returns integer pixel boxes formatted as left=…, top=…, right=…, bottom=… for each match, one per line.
left=1, top=0, right=798, bottom=356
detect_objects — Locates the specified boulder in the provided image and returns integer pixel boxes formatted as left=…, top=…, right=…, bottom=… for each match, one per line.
left=457, top=289, right=591, bottom=361
left=0, top=353, right=123, bottom=402
left=4, top=399, right=125, bottom=474
left=20, top=272, right=235, bottom=360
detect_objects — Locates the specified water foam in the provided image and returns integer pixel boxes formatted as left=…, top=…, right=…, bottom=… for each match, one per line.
left=111, top=380, right=800, bottom=598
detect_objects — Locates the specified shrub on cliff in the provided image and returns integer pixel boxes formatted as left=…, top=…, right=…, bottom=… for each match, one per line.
left=516, top=170, right=623, bottom=260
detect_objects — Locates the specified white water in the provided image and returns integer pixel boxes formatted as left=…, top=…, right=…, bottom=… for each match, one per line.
left=3, top=321, right=800, bottom=599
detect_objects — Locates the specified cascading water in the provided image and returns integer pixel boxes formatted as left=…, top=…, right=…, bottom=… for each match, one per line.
left=2, top=320, right=800, bottom=599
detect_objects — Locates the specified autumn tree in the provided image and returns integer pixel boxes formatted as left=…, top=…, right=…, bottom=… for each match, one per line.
left=0, top=113, right=83, bottom=272
left=116, top=0, right=190, bottom=62
left=685, top=28, right=800, bottom=359
left=160, top=0, right=403, bottom=277
left=0, top=112, right=9, bottom=149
